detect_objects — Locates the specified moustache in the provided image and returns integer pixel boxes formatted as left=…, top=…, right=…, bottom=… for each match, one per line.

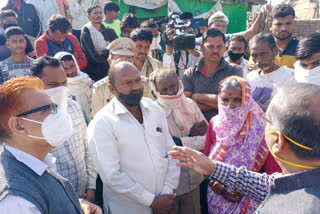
left=210, top=53, right=220, bottom=57
left=256, top=62, right=273, bottom=71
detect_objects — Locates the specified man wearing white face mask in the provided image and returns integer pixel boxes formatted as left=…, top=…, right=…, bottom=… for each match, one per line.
left=247, top=33, right=294, bottom=111
left=31, top=55, right=98, bottom=202
left=54, top=51, right=93, bottom=124
left=150, top=68, right=207, bottom=214
left=294, top=32, right=320, bottom=85
left=0, top=76, right=102, bottom=214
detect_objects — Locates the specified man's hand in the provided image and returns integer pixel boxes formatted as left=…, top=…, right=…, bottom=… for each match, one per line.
left=209, top=181, right=243, bottom=202
left=96, top=50, right=103, bottom=55
left=169, top=146, right=215, bottom=176
left=80, top=189, right=95, bottom=202
left=150, top=194, right=177, bottom=214
left=189, top=120, right=208, bottom=136
left=80, top=199, right=103, bottom=214
left=209, top=181, right=226, bottom=195
left=166, top=28, right=175, bottom=42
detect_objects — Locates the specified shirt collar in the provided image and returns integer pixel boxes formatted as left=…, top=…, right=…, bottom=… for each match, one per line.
left=196, top=57, right=227, bottom=74
left=113, top=97, right=152, bottom=115
left=5, top=145, right=56, bottom=176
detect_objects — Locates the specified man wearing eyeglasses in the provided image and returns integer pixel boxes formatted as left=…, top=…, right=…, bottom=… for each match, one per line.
left=169, top=83, right=320, bottom=213
left=0, top=76, right=102, bottom=213
left=30, top=55, right=98, bottom=203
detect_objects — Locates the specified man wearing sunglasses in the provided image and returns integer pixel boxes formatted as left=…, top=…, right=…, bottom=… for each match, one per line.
left=0, top=76, right=101, bottom=213
left=30, top=55, right=98, bottom=203
left=169, top=83, right=320, bottom=213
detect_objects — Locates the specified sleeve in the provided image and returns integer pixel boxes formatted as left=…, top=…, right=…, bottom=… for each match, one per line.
left=160, top=108, right=180, bottom=195
left=87, top=118, right=156, bottom=207
left=180, top=102, right=208, bottom=151
left=182, top=68, right=194, bottom=92
left=83, top=122, right=98, bottom=190
left=0, top=195, right=41, bottom=214
left=90, top=86, right=105, bottom=119
left=108, top=28, right=118, bottom=41
left=162, top=53, right=176, bottom=72
left=24, top=36, right=35, bottom=58
left=80, top=27, right=109, bottom=64
left=69, top=34, right=87, bottom=70
left=30, top=4, right=42, bottom=38
left=211, top=162, right=279, bottom=203
left=35, top=37, right=48, bottom=57
left=203, top=120, right=215, bottom=156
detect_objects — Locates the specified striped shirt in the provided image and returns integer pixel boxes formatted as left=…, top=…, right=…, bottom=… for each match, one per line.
left=50, top=99, right=97, bottom=196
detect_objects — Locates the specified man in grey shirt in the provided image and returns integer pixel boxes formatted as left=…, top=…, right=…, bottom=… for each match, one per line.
left=0, top=26, right=33, bottom=84
left=182, top=28, right=242, bottom=122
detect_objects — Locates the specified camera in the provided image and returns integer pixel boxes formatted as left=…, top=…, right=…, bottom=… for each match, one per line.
left=166, top=13, right=196, bottom=51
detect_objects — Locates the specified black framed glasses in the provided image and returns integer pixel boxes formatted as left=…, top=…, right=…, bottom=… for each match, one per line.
left=16, top=103, right=58, bottom=117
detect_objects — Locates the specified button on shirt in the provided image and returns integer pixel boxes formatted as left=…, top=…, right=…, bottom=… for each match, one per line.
left=87, top=97, right=180, bottom=214
left=0, top=145, right=58, bottom=214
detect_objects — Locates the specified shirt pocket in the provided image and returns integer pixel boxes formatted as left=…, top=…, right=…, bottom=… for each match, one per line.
left=149, top=132, right=168, bottom=158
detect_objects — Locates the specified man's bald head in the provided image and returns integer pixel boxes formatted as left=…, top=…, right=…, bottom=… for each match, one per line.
left=108, top=61, right=139, bottom=85
left=267, top=83, right=320, bottom=160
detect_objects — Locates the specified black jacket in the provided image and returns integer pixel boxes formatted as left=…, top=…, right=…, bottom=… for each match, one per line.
left=80, top=25, right=117, bottom=81
left=2, top=0, right=42, bottom=38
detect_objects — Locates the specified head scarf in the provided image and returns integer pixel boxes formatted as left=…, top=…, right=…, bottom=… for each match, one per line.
left=149, top=70, right=199, bottom=132
left=210, top=76, right=265, bottom=161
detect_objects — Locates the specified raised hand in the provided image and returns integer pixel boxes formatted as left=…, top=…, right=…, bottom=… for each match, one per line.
left=169, top=146, right=215, bottom=176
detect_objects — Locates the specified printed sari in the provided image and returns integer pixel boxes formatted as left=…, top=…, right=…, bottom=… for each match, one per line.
left=205, top=76, right=269, bottom=214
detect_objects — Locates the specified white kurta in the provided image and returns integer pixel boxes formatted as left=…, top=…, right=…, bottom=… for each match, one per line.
left=87, top=97, right=180, bottom=214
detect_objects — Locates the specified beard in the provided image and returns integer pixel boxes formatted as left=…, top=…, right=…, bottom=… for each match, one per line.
left=274, top=31, right=293, bottom=40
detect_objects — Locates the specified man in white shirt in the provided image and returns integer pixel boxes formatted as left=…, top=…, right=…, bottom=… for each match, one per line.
left=226, top=35, right=248, bottom=79
left=0, top=76, right=101, bottom=214
left=87, top=61, right=180, bottom=214
left=247, top=33, right=294, bottom=110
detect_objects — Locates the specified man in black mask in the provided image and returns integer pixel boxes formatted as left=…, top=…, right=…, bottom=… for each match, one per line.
left=87, top=61, right=180, bottom=214
left=226, top=35, right=248, bottom=78
left=0, top=10, right=34, bottom=61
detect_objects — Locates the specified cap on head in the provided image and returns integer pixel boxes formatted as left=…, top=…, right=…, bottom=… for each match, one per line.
left=208, top=11, right=229, bottom=26
left=107, top=38, right=135, bottom=56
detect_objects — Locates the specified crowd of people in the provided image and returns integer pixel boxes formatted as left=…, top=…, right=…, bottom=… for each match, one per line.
left=0, top=0, right=320, bottom=214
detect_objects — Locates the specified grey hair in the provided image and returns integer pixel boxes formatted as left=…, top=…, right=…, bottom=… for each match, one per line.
left=152, top=68, right=179, bottom=92
left=219, top=77, right=242, bottom=93
left=268, top=83, right=320, bottom=160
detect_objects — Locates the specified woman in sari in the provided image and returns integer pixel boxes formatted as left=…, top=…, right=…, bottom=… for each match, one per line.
left=203, top=76, right=280, bottom=214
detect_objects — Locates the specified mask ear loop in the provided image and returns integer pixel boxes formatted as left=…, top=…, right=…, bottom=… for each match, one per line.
left=20, top=117, right=43, bottom=124
left=20, top=117, right=46, bottom=140
left=266, top=131, right=312, bottom=151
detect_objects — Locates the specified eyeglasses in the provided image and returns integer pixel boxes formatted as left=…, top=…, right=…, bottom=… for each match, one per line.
left=260, top=113, right=313, bottom=151
left=16, top=103, right=58, bottom=117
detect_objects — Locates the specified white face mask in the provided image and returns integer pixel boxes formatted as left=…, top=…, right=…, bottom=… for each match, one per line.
left=45, top=86, right=68, bottom=111
left=294, top=61, right=320, bottom=85
left=21, top=109, right=73, bottom=147
left=157, top=81, right=184, bottom=110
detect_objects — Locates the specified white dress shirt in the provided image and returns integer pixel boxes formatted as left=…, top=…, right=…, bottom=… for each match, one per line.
left=87, top=97, right=180, bottom=214
left=0, top=145, right=59, bottom=214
